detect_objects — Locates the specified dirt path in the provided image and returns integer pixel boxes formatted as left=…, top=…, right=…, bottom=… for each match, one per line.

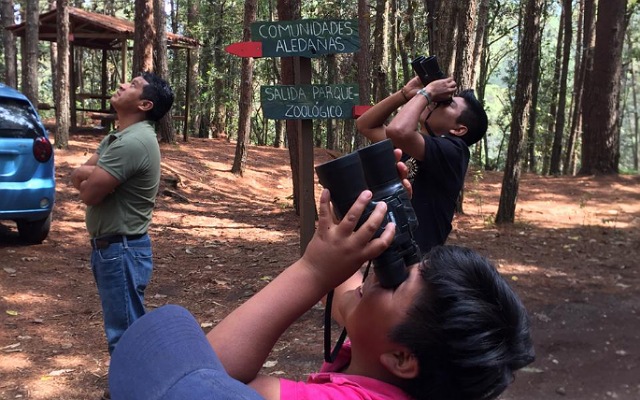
left=1, top=135, right=639, bottom=399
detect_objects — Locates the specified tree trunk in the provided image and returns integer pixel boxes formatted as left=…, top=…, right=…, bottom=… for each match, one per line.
left=453, top=0, right=477, bottom=90
left=495, top=0, right=545, bottom=224
left=470, top=0, right=490, bottom=89
left=549, top=0, right=573, bottom=175
left=278, top=0, right=301, bottom=214
left=579, top=0, right=628, bottom=175
left=564, top=0, right=589, bottom=175
left=399, top=0, right=417, bottom=80
left=371, top=0, right=390, bottom=102
left=424, top=0, right=456, bottom=73
left=543, top=5, right=563, bottom=174
left=22, top=0, right=39, bottom=104
left=628, top=34, right=639, bottom=171
left=230, top=0, right=256, bottom=176
left=197, top=33, right=213, bottom=138
left=357, top=0, right=372, bottom=139
left=211, top=2, right=227, bottom=138
left=389, top=0, right=398, bottom=91
left=48, top=0, right=57, bottom=118
left=55, top=0, right=70, bottom=149
left=526, top=37, right=542, bottom=173
left=186, top=0, right=200, bottom=138
left=268, top=56, right=284, bottom=148
left=1, top=0, right=17, bottom=87
left=133, top=0, right=155, bottom=75
left=153, top=0, right=175, bottom=143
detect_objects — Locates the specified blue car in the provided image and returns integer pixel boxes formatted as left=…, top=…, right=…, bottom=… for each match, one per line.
left=0, top=83, right=55, bottom=244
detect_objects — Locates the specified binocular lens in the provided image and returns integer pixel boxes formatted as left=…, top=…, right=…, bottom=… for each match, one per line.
left=315, top=151, right=367, bottom=219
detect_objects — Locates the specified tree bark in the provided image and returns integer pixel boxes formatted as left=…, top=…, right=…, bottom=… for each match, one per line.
left=47, top=0, right=57, bottom=117
left=357, top=0, right=372, bottom=144
left=549, top=0, right=573, bottom=175
left=542, top=5, right=563, bottom=174
left=55, top=0, right=70, bottom=149
left=564, top=0, right=589, bottom=175
left=210, top=2, right=227, bottom=138
left=371, top=0, right=390, bottom=102
left=154, top=0, right=175, bottom=143
left=186, top=0, right=200, bottom=138
left=526, top=37, right=542, bottom=174
left=278, top=0, right=301, bottom=214
left=579, top=0, right=628, bottom=175
left=470, top=0, right=490, bottom=89
left=22, top=0, right=39, bottom=104
left=133, top=0, right=155, bottom=75
left=230, top=0, right=256, bottom=176
left=453, top=0, right=477, bottom=90
left=628, top=34, right=639, bottom=171
left=424, top=0, right=456, bottom=73
left=496, top=0, right=545, bottom=224
left=1, top=0, right=17, bottom=87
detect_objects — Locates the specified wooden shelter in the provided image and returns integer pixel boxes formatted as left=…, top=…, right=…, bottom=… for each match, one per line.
left=7, top=7, right=199, bottom=134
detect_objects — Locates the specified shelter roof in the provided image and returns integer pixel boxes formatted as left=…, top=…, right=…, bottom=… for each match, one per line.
left=6, top=7, right=199, bottom=49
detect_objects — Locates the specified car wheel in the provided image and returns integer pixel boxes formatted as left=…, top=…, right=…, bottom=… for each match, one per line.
left=17, top=213, right=52, bottom=244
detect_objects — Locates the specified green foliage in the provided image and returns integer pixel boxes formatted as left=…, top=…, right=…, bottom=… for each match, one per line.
left=1, top=0, right=637, bottom=173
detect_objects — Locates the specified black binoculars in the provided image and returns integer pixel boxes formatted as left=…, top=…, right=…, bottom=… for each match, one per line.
left=412, top=55, right=445, bottom=86
left=315, top=139, right=421, bottom=288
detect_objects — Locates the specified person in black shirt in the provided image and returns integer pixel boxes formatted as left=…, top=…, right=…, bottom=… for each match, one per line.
left=356, top=75, right=488, bottom=253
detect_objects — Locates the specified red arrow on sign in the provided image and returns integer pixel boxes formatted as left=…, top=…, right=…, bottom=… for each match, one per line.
left=225, top=42, right=263, bottom=58
left=352, top=105, right=373, bottom=118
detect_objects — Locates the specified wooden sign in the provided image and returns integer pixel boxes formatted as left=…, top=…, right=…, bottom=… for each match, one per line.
left=261, top=84, right=360, bottom=120
left=250, top=19, right=359, bottom=58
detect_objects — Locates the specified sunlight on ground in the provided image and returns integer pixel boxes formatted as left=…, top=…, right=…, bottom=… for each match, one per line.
left=3, top=292, right=56, bottom=307
left=154, top=211, right=292, bottom=242
left=465, top=196, right=639, bottom=230
left=0, top=353, right=31, bottom=372
left=3, top=354, right=101, bottom=400
left=23, top=378, right=69, bottom=400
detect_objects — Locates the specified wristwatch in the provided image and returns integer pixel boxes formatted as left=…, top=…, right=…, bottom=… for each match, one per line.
left=417, top=88, right=432, bottom=105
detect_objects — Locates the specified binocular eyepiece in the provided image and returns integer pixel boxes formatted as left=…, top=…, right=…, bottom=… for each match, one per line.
left=411, top=55, right=445, bottom=86
left=315, top=139, right=421, bottom=288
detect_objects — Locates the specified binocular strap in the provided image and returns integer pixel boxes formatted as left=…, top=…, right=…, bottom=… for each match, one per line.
left=323, top=261, right=372, bottom=363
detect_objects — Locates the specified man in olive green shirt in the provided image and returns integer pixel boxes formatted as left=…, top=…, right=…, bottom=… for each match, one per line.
left=71, top=72, right=174, bottom=356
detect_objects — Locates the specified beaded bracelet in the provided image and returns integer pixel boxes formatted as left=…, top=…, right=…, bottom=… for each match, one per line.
left=400, top=88, right=410, bottom=102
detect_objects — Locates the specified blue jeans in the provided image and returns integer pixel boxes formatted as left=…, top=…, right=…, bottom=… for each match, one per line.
left=91, top=234, right=153, bottom=355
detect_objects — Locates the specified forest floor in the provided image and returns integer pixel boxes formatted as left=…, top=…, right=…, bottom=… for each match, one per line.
left=1, top=133, right=639, bottom=400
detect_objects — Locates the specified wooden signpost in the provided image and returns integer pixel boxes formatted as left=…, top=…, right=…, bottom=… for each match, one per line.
left=226, top=19, right=364, bottom=254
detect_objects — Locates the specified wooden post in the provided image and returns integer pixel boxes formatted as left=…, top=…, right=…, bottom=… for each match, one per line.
left=295, top=56, right=315, bottom=254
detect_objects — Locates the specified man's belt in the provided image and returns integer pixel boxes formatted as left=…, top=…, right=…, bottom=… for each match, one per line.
left=91, top=233, right=147, bottom=249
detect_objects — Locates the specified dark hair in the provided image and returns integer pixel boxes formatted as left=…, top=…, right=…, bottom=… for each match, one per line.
left=457, top=89, right=488, bottom=146
left=140, top=71, right=175, bottom=122
left=390, top=245, right=534, bottom=400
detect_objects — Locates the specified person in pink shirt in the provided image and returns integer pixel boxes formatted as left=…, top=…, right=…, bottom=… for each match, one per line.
left=108, top=155, right=533, bottom=400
